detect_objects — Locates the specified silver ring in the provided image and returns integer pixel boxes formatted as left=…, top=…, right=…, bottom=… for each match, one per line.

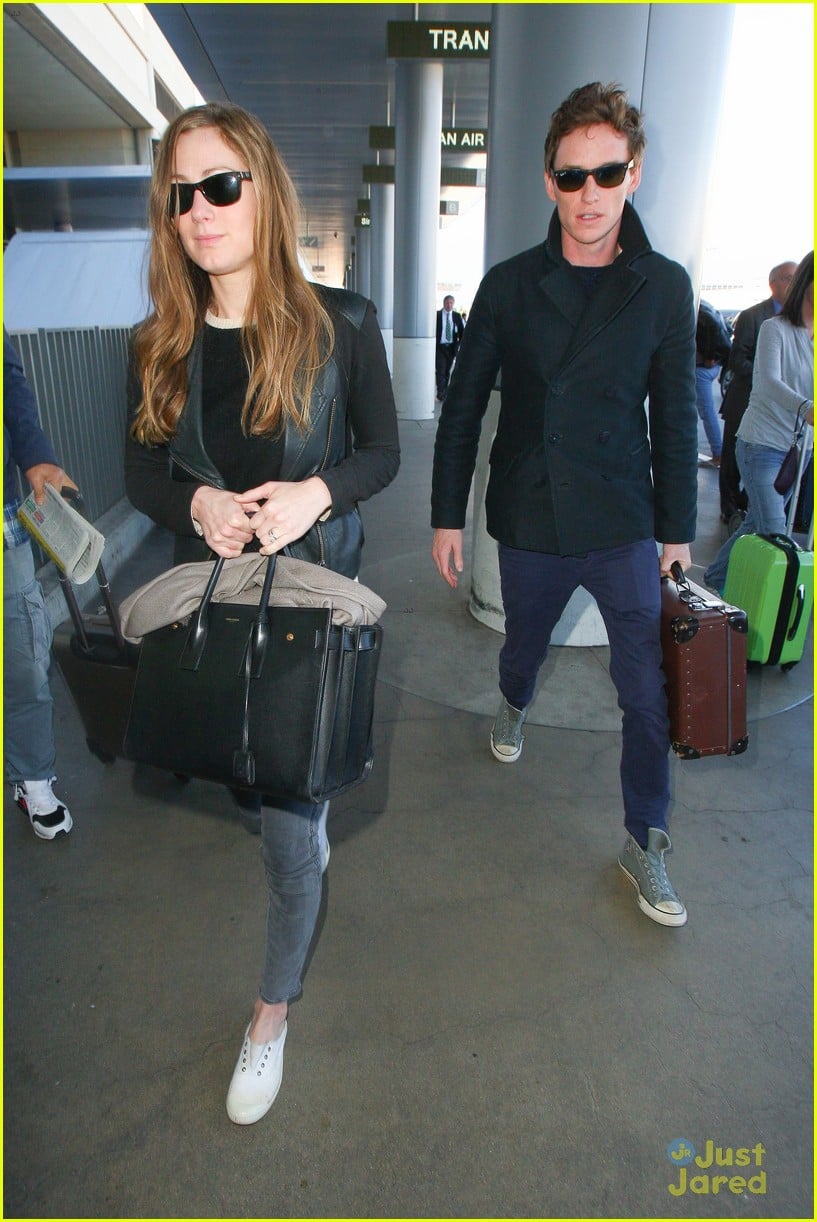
left=268, top=528, right=277, bottom=542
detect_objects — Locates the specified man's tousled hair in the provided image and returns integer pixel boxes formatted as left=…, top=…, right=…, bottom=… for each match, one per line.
left=544, top=82, right=647, bottom=171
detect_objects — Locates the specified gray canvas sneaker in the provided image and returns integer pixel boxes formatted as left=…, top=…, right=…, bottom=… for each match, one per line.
left=618, top=828, right=687, bottom=926
left=490, top=697, right=527, bottom=763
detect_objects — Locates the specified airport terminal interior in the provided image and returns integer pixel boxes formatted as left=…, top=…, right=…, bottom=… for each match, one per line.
left=4, top=426, right=813, bottom=1219
left=3, top=3, right=813, bottom=1219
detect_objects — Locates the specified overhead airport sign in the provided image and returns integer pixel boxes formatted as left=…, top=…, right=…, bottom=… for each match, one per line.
left=363, top=164, right=395, bottom=184
left=387, top=21, right=491, bottom=59
left=369, top=126, right=395, bottom=150
left=363, top=165, right=486, bottom=188
left=370, top=126, right=487, bottom=152
left=442, top=129, right=487, bottom=151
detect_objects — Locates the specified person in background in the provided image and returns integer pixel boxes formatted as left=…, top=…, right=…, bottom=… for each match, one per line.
left=718, top=261, right=797, bottom=529
left=435, top=294, right=465, bottom=401
left=4, top=328, right=76, bottom=840
left=694, top=298, right=732, bottom=467
left=704, top=251, right=813, bottom=593
left=124, top=102, right=399, bottom=1126
left=431, top=82, right=697, bottom=929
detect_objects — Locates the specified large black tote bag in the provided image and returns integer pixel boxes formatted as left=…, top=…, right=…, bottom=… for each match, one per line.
left=123, top=553, right=382, bottom=801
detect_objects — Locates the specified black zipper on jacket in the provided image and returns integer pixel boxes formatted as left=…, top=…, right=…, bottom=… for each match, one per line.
left=313, top=396, right=337, bottom=566
left=170, top=451, right=226, bottom=491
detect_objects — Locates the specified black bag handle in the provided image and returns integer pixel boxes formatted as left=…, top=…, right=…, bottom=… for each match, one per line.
left=179, top=551, right=278, bottom=672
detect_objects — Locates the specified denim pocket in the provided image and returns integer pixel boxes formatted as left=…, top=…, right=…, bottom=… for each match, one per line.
left=20, top=581, right=53, bottom=665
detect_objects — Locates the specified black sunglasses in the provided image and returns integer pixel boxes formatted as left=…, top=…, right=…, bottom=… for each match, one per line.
left=168, top=170, right=253, bottom=216
left=550, top=160, right=634, bottom=193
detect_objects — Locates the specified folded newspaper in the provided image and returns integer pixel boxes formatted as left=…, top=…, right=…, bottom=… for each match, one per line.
left=17, top=483, right=105, bottom=584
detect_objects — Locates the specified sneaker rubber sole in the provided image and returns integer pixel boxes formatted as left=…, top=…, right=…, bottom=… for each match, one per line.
left=490, top=737, right=523, bottom=763
left=618, top=857, right=688, bottom=927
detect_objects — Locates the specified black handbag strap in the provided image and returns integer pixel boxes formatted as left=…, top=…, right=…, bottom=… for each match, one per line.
left=180, top=551, right=278, bottom=672
left=234, top=553, right=279, bottom=787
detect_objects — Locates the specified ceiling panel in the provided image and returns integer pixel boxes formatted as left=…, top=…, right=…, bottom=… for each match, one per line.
left=147, top=3, right=491, bottom=260
left=2, top=11, right=125, bottom=130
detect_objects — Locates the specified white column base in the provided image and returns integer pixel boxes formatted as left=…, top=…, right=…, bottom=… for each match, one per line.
left=393, top=336, right=436, bottom=420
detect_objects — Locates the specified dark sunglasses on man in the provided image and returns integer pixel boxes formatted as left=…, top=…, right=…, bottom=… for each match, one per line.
left=550, top=160, right=634, bottom=193
left=168, top=170, right=253, bottom=216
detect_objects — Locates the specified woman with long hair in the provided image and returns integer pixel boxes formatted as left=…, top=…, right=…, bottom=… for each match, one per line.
left=125, top=102, right=399, bottom=1124
left=704, top=250, right=813, bottom=592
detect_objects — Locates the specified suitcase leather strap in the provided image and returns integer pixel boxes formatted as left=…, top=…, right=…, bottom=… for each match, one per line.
left=761, top=534, right=802, bottom=665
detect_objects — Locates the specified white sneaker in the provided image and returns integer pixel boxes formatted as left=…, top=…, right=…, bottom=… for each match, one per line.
left=14, top=779, right=73, bottom=840
left=226, top=1021, right=287, bottom=1125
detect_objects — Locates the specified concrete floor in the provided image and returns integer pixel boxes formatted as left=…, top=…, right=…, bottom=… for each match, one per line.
left=4, top=418, right=813, bottom=1219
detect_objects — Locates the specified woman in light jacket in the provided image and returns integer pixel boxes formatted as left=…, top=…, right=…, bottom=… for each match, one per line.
left=705, top=251, right=813, bottom=592
left=125, top=102, right=399, bottom=1125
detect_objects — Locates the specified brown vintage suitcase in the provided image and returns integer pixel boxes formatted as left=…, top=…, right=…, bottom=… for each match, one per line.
left=660, top=563, right=749, bottom=759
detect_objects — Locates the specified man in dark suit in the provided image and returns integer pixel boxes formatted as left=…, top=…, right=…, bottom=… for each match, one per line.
left=435, top=295, right=465, bottom=400
left=431, top=82, right=697, bottom=927
left=718, top=261, right=797, bottom=526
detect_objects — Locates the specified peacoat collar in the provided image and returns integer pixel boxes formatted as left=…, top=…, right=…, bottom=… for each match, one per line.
left=537, top=201, right=653, bottom=367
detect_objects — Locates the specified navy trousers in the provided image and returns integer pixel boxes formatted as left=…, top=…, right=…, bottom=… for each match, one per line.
left=497, top=539, right=670, bottom=847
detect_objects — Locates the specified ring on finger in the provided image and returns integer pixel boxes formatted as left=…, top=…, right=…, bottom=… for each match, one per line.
left=268, top=528, right=277, bottom=542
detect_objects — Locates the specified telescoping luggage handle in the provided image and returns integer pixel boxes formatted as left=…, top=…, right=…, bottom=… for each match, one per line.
left=57, top=488, right=126, bottom=653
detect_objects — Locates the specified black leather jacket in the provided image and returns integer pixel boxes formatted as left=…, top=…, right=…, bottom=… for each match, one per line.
left=125, top=287, right=399, bottom=578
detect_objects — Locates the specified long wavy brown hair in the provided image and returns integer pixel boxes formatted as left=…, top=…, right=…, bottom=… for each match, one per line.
left=131, top=102, right=333, bottom=444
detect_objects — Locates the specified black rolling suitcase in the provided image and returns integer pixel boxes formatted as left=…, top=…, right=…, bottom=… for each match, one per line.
left=49, top=495, right=139, bottom=763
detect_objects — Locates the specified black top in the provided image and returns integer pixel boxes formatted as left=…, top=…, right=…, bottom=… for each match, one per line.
left=201, top=323, right=285, bottom=492
left=125, top=291, right=399, bottom=548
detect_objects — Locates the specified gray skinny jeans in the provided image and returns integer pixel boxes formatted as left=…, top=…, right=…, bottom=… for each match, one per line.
left=259, top=799, right=329, bottom=1004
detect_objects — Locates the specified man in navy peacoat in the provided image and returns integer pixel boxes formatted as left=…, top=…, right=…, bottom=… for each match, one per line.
left=431, top=82, right=698, bottom=928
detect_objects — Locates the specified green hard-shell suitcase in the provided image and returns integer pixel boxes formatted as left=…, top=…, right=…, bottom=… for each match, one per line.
left=723, top=533, right=813, bottom=668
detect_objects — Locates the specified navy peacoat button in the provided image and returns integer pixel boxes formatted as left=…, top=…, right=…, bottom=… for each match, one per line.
left=548, top=432, right=563, bottom=444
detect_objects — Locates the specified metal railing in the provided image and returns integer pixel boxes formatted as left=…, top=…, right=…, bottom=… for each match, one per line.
left=9, top=326, right=132, bottom=523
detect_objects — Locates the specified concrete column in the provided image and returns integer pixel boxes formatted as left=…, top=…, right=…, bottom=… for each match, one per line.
left=370, top=179, right=395, bottom=371
left=392, top=59, right=443, bottom=420
left=468, top=2, right=735, bottom=643
left=355, top=223, right=372, bottom=301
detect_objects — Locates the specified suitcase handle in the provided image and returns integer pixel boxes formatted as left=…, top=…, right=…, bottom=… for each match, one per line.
left=667, top=561, right=714, bottom=612
left=57, top=488, right=126, bottom=652
left=787, top=583, right=806, bottom=641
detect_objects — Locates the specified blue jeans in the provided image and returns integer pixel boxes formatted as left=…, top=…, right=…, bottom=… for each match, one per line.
left=3, top=541, right=56, bottom=781
left=497, top=539, right=670, bottom=847
left=259, top=799, right=329, bottom=1003
left=704, top=438, right=791, bottom=592
left=695, top=365, right=723, bottom=458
